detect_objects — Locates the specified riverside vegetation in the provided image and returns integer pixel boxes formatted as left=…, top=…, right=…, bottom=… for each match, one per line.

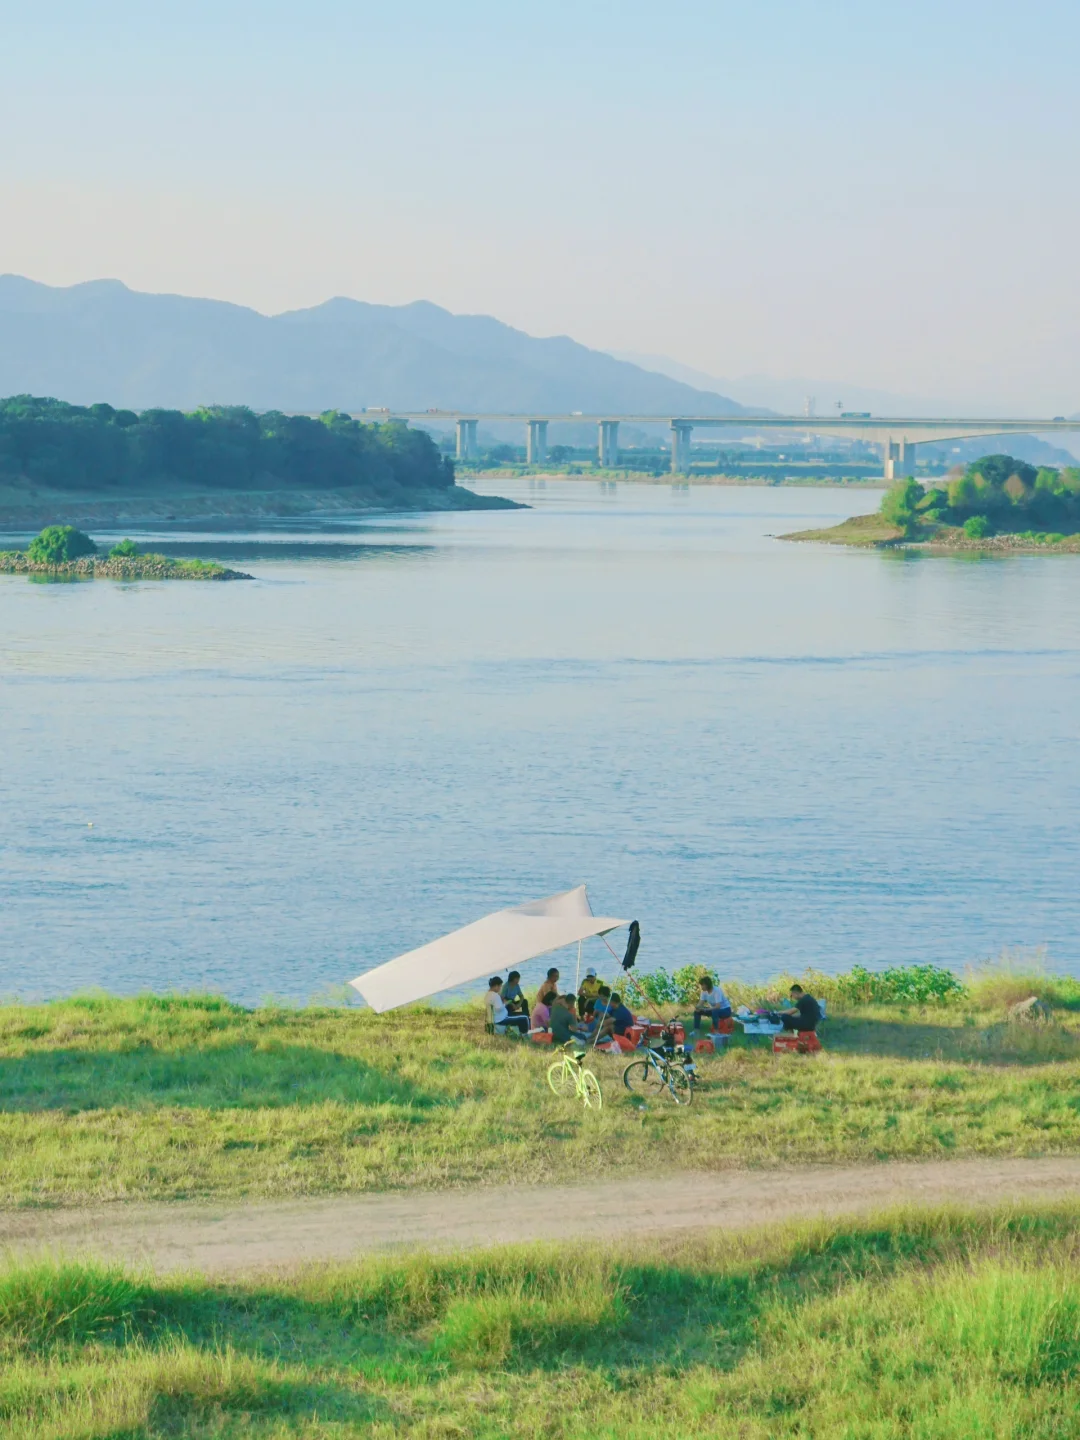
left=3, top=960, right=1080, bottom=1205
left=783, top=453, right=1080, bottom=550
left=3, top=1206, right=1080, bottom=1436
left=0, top=526, right=250, bottom=581
left=0, top=395, right=516, bottom=523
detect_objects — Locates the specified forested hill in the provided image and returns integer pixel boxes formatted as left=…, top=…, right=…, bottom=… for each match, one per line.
left=0, top=396, right=455, bottom=497
left=0, top=275, right=747, bottom=415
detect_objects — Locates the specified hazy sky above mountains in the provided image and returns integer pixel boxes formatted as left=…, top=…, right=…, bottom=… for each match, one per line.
left=2, top=0, right=1078, bottom=412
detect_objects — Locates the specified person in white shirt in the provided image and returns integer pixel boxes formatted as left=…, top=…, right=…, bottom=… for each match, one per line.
left=693, top=976, right=732, bottom=1034
left=484, top=977, right=529, bottom=1035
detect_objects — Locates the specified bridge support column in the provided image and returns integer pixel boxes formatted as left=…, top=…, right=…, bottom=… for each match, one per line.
left=455, top=418, right=478, bottom=461
left=598, top=420, right=619, bottom=468
left=526, top=419, right=548, bottom=466
left=883, top=437, right=918, bottom=482
left=671, top=421, right=694, bottom=474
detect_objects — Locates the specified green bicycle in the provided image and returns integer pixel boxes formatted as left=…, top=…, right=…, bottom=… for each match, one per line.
left=547, top=1044, right=603, bottom=1109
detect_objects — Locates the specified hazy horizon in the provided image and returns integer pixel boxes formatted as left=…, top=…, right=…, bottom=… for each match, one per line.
left=3, top=1, right=1078, bottom=414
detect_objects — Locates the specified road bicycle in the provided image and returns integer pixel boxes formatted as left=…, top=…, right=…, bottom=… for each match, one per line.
left=622, top=1041, right=695, bottom=1105
left=547, top=1043, right=603, bottom=1110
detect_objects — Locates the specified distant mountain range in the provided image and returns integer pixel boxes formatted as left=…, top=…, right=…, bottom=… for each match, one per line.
left=0, top=276, right=748, bottom=417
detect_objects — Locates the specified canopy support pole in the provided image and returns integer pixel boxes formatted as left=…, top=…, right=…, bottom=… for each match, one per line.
left=575, top=939, right=582, bottom=993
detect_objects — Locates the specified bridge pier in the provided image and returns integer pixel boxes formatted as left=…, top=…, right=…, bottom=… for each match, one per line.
left=598, top=420, right=619, bottom=468
left=670, top=421, right=694, bottom=474
left=455, top=418, right=479, bottom=462
left=526, top=419, right=548, bottom=466
left=883, top=438, right=918, bottom=482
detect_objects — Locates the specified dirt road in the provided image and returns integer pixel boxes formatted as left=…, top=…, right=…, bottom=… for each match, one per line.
left=4, top=1157, right=1080, bottom=1275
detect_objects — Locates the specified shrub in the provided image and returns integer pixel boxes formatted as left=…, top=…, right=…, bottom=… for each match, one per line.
left=108, top=537, right=140, bottom=557
left=26, top=524, right=96, bottom=563
left=624, top=969, right=681, bottom=1007
left=880, top=478, right=924, bottom=534
left=963, top=514, right=991, bottom=539
left=833, top=964, right=965, bottom=1006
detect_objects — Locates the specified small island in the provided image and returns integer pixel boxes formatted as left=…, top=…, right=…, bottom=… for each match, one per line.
left=0, top=396, right=521, bottom=528
left=0, top=526, right=252, bottom=580
left=782, top=454, right=1080, bottom=552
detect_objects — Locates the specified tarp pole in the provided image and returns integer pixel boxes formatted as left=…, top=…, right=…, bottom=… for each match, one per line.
left=575, top=939, right=582, bottom=992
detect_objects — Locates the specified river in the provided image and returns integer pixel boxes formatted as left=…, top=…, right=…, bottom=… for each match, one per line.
left=2, top=478, right=1078, bottom=1003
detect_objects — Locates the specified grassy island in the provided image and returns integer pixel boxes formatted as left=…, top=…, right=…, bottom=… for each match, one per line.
left=0, top=527, right=251, bottom=581
left=783, top=453, right=1080, bottom=552
left=0, top=395, right=519, bottom=527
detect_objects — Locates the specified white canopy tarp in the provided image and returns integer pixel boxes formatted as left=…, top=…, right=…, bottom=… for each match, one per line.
left=349, top=885, right=626, bottom=1013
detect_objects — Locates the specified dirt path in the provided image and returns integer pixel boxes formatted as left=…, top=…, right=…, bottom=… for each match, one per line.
left=4, top=1158, right=1080, bottom=1275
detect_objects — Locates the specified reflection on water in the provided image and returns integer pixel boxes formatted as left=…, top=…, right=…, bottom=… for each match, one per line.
left=2, top=478, right=1079, bottom=1003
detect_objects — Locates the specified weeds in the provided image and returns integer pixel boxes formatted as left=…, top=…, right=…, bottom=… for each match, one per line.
left=3, top=1206, right=1080, bottom=1436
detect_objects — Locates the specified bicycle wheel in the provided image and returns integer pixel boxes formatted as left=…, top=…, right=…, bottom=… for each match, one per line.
left=665, top=1065, right=693, bottom=1105
left=548, top=1058, right=578, bottom=1098
left=580, top=1068, right=602, bottom=1110
left=622, top=1059, right=666, bottom=1098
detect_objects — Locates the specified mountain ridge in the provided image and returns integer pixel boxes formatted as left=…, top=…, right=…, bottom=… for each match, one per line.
left=0, top=276, right=747, bottom=417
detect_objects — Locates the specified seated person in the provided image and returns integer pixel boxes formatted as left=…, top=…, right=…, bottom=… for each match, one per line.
left=693, top=976, right=733, bottom=1033
left=549, top=993, right=580, bottom=1046
left=577, top=968, right=601, bottom=1017
left=484, top=976, right=529, bottom=1035
left=577, top=992, right=615, bottom=1045
left=502, top=970, right=528, bottom=1017
left=530, top=993, right=552, bottom=1032
left=781, top=983, right=821, bottom=1033
left=583, top=983, right=611, bottom=1020
left=536, top=967, right=561, bottom=1007
left=609, top=992, right=635, bottom=1037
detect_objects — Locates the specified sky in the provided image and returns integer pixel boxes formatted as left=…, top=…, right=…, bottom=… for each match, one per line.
left=2, top=0, right=1079, bottom=412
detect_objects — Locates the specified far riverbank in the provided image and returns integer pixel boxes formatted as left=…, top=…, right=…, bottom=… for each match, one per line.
left=0, top=480, right=522, bottom=531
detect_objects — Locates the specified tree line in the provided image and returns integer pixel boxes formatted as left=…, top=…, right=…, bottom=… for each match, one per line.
left=882, top=454, right=1080, bottom=536
left=0, top=397, right=456, bottom=493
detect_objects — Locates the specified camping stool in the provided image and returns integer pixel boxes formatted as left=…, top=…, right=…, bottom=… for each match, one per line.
left=528, top=1030, right=554, bottom=1045
left=716, top=1016, right=735, bottom=1036
left=694, top=1037, right=716, bottom=1055
left=626, top=1024, right=646, bottom=1047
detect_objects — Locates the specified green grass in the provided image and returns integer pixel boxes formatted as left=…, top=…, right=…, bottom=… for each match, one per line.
left=3, top=1205, right=1080, bottom=1436
left=3, top=975, right=1080, bottom=1204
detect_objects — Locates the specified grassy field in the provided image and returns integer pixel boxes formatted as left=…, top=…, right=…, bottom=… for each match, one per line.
left=3, top=1204, right=1080, bottom=1437
left=3, top=967, right=1080, bottom=1204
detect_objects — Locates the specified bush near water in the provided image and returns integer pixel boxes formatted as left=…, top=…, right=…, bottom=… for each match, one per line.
left=880, top=454, right=1080, bottom=539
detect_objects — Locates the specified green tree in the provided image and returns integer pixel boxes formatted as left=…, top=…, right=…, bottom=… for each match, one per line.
left=108, top=538, right=140, bottom=557
left=963, top=515, right=991, bottom=539
left=26, top=525, right=96, bottom=563
left=879, top=478, right=924, bottom=535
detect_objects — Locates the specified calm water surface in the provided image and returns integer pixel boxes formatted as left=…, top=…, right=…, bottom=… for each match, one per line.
left=2, top=479, right=1078, bottom=1002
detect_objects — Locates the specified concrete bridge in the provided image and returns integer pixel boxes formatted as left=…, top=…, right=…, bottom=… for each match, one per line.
left=355, top=410, right=1080, bottom=480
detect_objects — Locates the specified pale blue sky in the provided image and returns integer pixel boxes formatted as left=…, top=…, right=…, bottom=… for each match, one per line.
left=2, top=0, right=1078, bottom=408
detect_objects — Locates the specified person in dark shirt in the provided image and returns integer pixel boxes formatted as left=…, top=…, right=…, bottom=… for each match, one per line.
left=549, top=993, right=580, bottom=1046
left=781, top=984, right=821, bottom=1033
left=609, top=993, right=635, bottom=1037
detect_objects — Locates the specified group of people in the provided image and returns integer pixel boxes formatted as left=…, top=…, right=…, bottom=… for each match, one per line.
left=484, top=965, right=636, bottom=1046
left=484, top=968, right=822, bottom=1045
